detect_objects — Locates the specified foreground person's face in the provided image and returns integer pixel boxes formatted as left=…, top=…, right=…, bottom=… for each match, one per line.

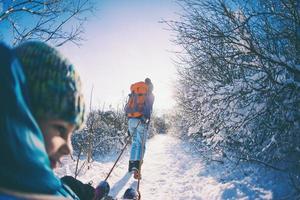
left=39, top=119, right=75, bottom=169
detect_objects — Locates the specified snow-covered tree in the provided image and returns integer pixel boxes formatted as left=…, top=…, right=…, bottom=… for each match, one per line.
left=0, top=0, right=94, bottom=46
left=169, top=0, right=300, bottom=175
left=72, top=108, right=128, bottom=159
left=152, top=116, right=169, bottom=134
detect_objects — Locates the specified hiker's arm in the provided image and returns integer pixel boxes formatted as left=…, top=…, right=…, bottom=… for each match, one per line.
left=143, top=93, right=155, bottom=120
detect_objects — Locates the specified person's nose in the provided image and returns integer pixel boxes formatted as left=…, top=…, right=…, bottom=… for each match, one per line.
left=61, top=138, right=73, bottom=155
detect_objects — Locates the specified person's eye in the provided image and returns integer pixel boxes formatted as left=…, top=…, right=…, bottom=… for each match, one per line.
left=54, top=125, right=67, bottom=138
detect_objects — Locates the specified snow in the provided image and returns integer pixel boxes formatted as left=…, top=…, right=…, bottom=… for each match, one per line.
left=55, top=134, right=294, bottom=200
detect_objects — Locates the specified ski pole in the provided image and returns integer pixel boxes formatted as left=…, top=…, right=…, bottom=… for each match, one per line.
left=104, top=120, right=141, bottom=181
left=95, top=136, right=131, bottom=200
left=95, top=122, right=142, bottom=200
left=104, top=134, right=131, bottom=182
left=136, top=120, right=150, bottom=200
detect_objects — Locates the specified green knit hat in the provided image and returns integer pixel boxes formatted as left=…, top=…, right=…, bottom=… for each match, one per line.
left=14, top=41, right=85, bottom=129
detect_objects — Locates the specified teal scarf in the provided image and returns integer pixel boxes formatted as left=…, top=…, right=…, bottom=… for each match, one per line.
left=0, top=43, right=78, bottom=199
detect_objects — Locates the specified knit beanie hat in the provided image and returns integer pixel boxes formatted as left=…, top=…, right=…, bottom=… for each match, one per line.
left=13, top=41, right=85, bottom=129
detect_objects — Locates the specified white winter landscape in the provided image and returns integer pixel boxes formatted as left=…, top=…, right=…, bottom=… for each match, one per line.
left=55, top=134, right=294, bottom=200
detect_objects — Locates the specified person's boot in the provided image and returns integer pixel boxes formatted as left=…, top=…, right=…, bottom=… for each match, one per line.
left=128, top=160, right=134, bottom=172
left=131, top=167, right=141, bottom=180
left=128, top=160, right=140, bottom=172
left=123, top=187, right=138, bottom=199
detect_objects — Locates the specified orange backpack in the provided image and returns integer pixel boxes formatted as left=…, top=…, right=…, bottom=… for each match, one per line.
left=125, top=81, right=149, bottom=118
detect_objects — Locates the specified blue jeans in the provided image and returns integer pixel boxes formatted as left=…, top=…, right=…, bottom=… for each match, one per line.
left=128, top=118, right=148, bottom=161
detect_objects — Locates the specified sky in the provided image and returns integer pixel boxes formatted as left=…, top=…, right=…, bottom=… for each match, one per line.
left=58, top=0, right=181, bottom=114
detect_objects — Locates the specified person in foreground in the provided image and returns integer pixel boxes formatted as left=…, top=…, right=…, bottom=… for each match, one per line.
left=0, top=41, right=85, bottom=199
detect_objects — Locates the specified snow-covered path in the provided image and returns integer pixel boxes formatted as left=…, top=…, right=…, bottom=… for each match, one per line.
left=136, top=134, right=222, bottom=199
left=56, top=134, right=291, bottom=200
left=131, top=135, right=272, bottom=200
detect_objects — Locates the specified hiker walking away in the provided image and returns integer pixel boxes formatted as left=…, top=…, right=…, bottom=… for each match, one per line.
left=125, top=78, right=155, bottom=179
left=0, top=41, right=85, bottom=199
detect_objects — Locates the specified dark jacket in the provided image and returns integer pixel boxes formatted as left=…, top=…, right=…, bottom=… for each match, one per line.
left=61, top=176, right=95, bottom=200
left=143, top=92, right=155, bottom=119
